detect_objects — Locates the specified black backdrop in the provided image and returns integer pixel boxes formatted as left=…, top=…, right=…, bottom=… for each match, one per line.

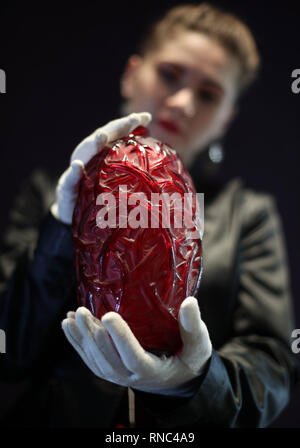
left=0, top=0, right=299, bottom=428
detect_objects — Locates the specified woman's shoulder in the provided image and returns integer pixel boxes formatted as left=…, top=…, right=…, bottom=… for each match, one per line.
left=220, top=176, right=275, bottom=204
left=218, top=176, right=281, bottom=231
left=24, top=166, right=59, bottom=191
left=20, top=166, right=59, bottom=207
left=8, top=167, right=60, bottom=228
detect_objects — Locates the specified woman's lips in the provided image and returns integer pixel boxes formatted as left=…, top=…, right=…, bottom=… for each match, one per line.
left=156, top=118, right=181, bottom=135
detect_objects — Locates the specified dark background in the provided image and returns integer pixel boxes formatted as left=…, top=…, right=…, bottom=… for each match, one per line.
left=0, top=0, right=299, bottom=427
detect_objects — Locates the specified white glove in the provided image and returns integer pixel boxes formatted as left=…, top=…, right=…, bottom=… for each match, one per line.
left=61, top=297, right=212, bottom=395
left=51, top=112, right=152, bottom=225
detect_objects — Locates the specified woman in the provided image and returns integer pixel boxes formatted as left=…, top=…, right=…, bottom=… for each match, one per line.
left=0, top=3, right=299, bottom=428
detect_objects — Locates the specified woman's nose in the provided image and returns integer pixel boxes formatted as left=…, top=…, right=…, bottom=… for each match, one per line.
left=165, top=88, right=197, bottom=118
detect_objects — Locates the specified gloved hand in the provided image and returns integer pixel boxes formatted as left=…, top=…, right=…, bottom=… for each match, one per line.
left=51, top=112, right=152, bottom=225
left=61, top=297, right=212, bottom=395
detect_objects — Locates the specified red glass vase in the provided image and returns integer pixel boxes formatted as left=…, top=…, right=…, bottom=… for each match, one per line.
left=72, top=126, right=203, bottom=356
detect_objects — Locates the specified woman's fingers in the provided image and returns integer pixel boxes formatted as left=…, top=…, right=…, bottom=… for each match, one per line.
left=179, top=297, right=212, bottom=367
left=61, top=317, right=103, bottom=377
left=96, top=112, right=152, bottom=146
left=93, top=325, right=132, bottom=378
left=57, top=160, right=84, bottom=193
left=101, top=312, right=151, bottom=375
left=179, top=297, right=202, bottom=337
left=73, top=307, right=130, bottom=381
left=70, top=112, right=152, bottom=165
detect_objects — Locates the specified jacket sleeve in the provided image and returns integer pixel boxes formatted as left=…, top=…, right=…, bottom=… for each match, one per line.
left=0, top=170, right=76, bottom=380
left=133, top=191, right=300, bottom=428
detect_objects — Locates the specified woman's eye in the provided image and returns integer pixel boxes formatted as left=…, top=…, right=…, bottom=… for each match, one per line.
left=158, top=67, right=179, bottom=83
left=198, top=90, right=219, bottom=104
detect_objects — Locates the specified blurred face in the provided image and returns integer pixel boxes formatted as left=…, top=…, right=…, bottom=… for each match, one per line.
left=121, top=30, right=240, bottom=167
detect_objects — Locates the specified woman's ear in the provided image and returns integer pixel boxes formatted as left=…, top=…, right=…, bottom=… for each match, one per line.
left=120, top=54, right=143, bottom=99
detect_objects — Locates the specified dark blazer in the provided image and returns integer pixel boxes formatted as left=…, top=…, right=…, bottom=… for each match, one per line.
left=0, top=165, right=299, bottom=428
